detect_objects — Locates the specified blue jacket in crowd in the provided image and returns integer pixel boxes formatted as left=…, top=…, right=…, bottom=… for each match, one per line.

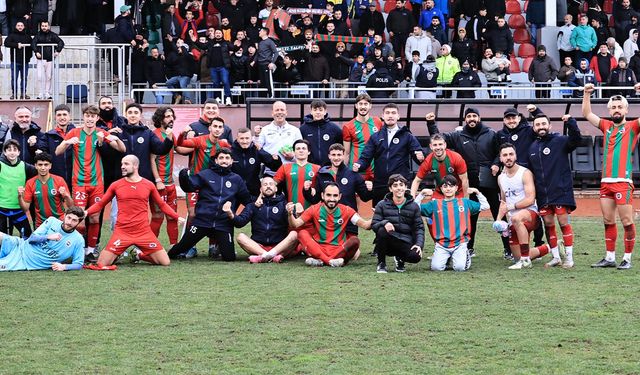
left=299, top=113, right=343, bottom=166
left=179, top=164, right=252, bottom=231
left=527, top=117, right=581, bottom=210
left=232, top=193, right=289, bottom=245
left=356, top=124, right=423, bottom=187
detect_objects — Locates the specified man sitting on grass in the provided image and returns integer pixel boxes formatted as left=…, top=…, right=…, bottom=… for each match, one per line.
left=224, top=176, right=299, bottom=263
left=0, top=206, right=85, bottom=271
left=420, top=175, right=490, bottom=271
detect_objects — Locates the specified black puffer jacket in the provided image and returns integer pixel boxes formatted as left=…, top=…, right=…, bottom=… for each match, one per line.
left=372, top=191, right=425, bottom=248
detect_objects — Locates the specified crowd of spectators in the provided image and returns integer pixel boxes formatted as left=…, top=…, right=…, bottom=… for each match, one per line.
left=3, top=0, right=640, bottom=100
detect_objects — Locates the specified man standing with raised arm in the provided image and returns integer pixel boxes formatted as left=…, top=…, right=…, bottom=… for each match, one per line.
left=582, top=83, right=639, bottom=269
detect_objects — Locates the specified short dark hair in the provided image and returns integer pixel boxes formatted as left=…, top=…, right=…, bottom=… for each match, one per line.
left=125, top=102, right=143, bottom=113
left=440, top=174, right=458, bottom=187
left=210, top=116, right=225, bottom=125
left=322, top=182, right=340, bottom=193
left=388, top=173, right=408, bottom=187
left=54, top=104, right=71, bottom=113
left=382, top=103, right=399, bottom=112
left=310, top=99, right=327, bottom=109
left=328, top=143, right=345, bottom=153
left=355, top=93, right=372, bottom=104
left=204, top=99, right=219, bottom=106
left=65, top=206, right=85, bottom=220
left=430, top=133, right=445, bottom=143
left=499, top=142, right=516, bottom=153
left=293, top=139, right=310, bottom=149
left=260, top=27, right=270, bottom=33
left=215, top=147, right=232, bottom=159
left=533, top=113, right=551, bottom=125
left=34, top=152, right=52, bottom=164
left=3, top=139, right=20, bottom=152
left=152, top=106, right=175, bottom=128
left=412, top=50, right=420, bottom=56
left=82, top=105, right=100, bottom=115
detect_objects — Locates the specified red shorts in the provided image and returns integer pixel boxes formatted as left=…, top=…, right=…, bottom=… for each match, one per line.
left=186, top=192, right=199, bottom=209
left=600, top=182, right=634, bottom=205
left=73, top=185, right=103, bottom=210
left=508, top=209, right=540, bottom=245
left=151, top=184, right=178, bottom=214
left=539, top=205, right=573, bottom=216
left=258, top=244, right=275, bottom=251
left=104, top=229, right=164, bottom=256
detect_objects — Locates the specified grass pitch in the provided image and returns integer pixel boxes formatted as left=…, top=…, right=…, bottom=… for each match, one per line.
left=0, top=218, right=638, bottom=374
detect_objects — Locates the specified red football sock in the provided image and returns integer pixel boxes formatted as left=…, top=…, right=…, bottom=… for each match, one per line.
left=605, top=224, right=617, bottom=252
left=536, top=244, right=550, bottom=258
left=167, top=219, right=178, bottom=244
left=519, top=244, right=530, bottom=257
left=560, top=224, right=574, bottom=246
left=545, top=225, right=558, bottom=248
left=87, top=222, right=100, bottom=247
left=623, top=224, right=635, bottom=254
left=150, top=217, right=163, bottom=237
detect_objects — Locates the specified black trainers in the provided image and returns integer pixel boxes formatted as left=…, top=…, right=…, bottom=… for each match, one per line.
left=376, top=262, right=387, bottom=273
left=84, top=251, right=99, bottom=264
left=468, top=248, right=476, bottom=258
left=503, top=249, right=514, bottom=261
left=394, top=256, right=406, bottom=273
left=617, top=260, right=632, bottom=270
left=591, top=258, right=617, bottom=268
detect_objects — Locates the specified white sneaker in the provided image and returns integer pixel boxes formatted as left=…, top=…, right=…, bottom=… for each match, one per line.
left=329, top=258, right=345, bottom=267
left=561, top=260, right=575, bottom=269
left=215, top=97, right=222, bottom=104
left=508, top=258, right=533, bottom=270
left=225, top=97, right=232, bottom=106
left=305, top=257, right=323, bottom=267
left=544, top=257, right=562, bottom=268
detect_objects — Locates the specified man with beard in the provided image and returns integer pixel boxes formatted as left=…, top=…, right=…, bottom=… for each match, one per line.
left=8, top=107, right=42, bottom=165
left=342, top=94, right=383, bottom=181
left=497, top=143, right=550, bottom=270
left=31, top=21, right=64, bottom=99
left=87, top=155, right=184, bottom=267
left=410, top=134, right=468, bottom=199
left=96, top=96, right=127, bottom=187
left=528, top=114, right=581, bottom=269
left=225, top=176, right=299, bottom=263
left=55, top=105, right=125, bottom=261
left=230, top=128, right=281, bottom=198
left=0, top=206, right=85, bottom=272
left=386, top=0, right=415, bottom=59
left=354, top=103, right=424, bottom=206
left=4, top=21, right=33, bottom=100
left=426, top=108, right=506, bottom=258
left=583, top=84, right=639, bottom=269
left=288, top=183, right=372, bottom=267
left=168, top=149, right=252, bottom=262
left=37, top=105, right=75, bottom=188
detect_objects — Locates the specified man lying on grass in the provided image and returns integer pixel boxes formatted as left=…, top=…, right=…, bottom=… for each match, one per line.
left=0, top=206, right=85, bottom=271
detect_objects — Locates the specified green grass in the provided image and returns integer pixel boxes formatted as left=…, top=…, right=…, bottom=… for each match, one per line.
left=1, top=218, right=639, bottom=374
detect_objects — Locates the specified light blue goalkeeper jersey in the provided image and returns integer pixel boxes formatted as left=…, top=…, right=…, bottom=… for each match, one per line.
left=0, top=217, right=84, bottom=271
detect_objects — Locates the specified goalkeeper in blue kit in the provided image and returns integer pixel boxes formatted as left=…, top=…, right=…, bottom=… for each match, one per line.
left=0, top=207, right=86, bottom=271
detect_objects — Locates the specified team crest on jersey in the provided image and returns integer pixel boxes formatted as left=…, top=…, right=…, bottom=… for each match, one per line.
left=149, top=242, right=157, bottom=248
left=137, top=137, right=145, bottom=144
left=392, top=138, right=400, bottom=144
left=337, top=218, right=344, bottom=224
left=447, top=167, right=454, bottom=173
left=225, top=181, right=232, bottom=188
left=543, top=147, right=550, bottom=155
left=372, top=127, right=378, bottom=132
left=458, top=205, right=465, bottom=212
left=341, top=178, right=348, bottom=185
left=511, top=134, right=518, bottom=141
left=249, top=158, right=256, bottom=165
left=65, top=240, right=71, bottom=247
left=308, top=171, right=315, bottom=177
left=272, top=207, right=279, bottom=214
left=323, top=134, right=330, bottom=141
left=51, top=189, right=57, bottom=195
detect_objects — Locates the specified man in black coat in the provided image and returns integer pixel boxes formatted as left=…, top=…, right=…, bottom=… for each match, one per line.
left=371, top=174, right=424, bottom=273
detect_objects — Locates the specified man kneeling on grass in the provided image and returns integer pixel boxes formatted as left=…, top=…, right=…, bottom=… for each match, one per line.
left=371, top=174, right=424, bottom=273
left=287, top=183, right=371, bottom=267
left=0, top=206, right=85, bottom=271
left=223, top=176, right=299, bottom=263
left=420, top=175, right=490, bottom=271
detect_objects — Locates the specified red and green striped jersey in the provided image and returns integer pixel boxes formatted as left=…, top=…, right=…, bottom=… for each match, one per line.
left=65, top=128, right=111, bottom=187
left=177, top=133, right=231, bottom=174
left=598, top=119, right=640, bottom=183
left=23, top=174, right=69, bottom=227
left=153, top=128, right=176, bottom=184
left=342, top=116, right=383, bottom=171
left=420, top=198, right=480, bottom=248
left=300, top=203, right=357, bottom=246
left=274, top=162, right=320, bottom=208
left=417, top=149, right=467, bottom=198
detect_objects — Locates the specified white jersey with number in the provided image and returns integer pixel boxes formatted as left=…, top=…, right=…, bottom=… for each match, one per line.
left=498, top=165, right=537, bottom=219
